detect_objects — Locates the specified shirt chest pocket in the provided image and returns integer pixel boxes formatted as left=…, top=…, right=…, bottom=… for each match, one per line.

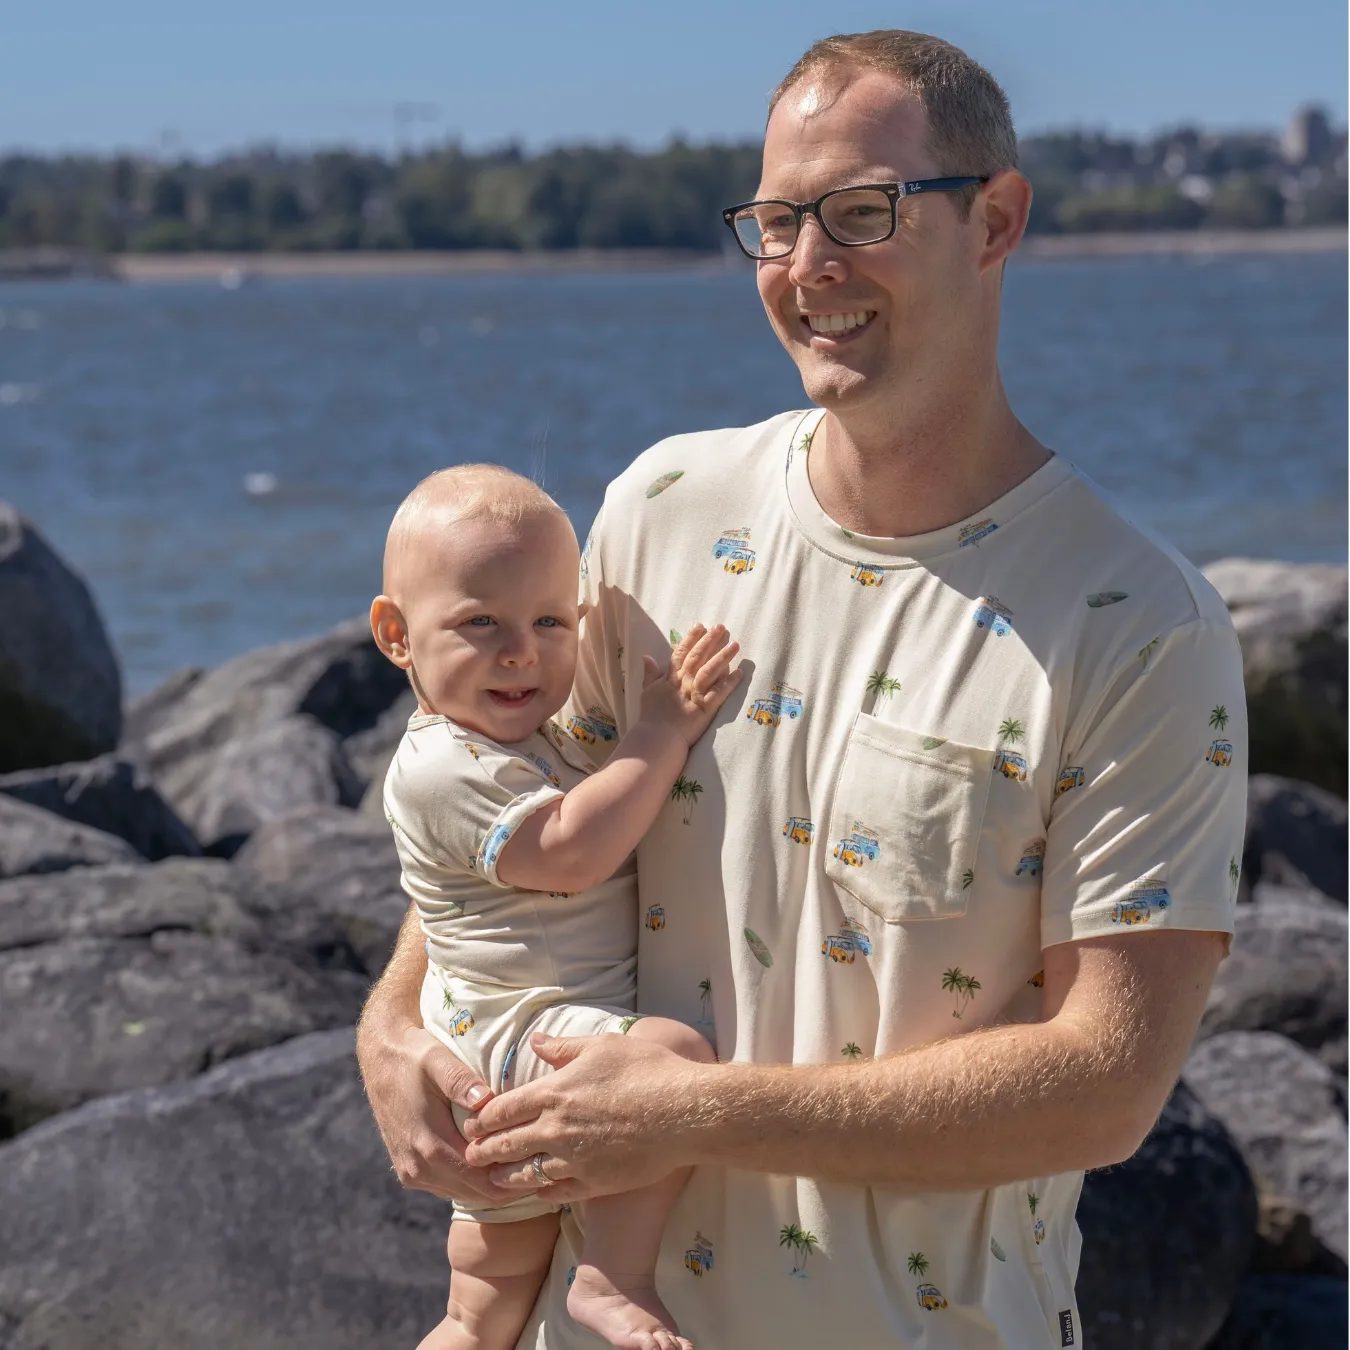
left=824, top=714, right=995, bottom=924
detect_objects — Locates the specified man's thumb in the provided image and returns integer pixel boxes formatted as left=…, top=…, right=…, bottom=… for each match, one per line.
left=427, top=1043, right=492, bottom=1109
left=531, top=1033, right=585, bottom=1067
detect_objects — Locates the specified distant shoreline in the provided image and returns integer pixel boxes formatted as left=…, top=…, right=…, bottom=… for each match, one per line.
left=0, top=229, right=1343, bottom=282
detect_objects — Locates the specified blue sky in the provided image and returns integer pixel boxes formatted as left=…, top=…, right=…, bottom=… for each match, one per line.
left=3, top=0, right=1345, bottom=157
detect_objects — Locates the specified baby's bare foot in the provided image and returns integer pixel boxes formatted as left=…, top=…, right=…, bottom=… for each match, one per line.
left=565, top=1263, right=693, bottom=1350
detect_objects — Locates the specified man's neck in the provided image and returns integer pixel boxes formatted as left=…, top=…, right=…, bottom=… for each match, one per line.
left=807, top=377, right=1050, bottom=540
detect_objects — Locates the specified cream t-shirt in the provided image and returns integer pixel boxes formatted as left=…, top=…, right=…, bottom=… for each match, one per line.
left=521, top=408, right=1247, bottom=1349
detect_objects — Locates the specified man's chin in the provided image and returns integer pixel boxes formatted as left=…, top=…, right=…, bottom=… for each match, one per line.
left=796, top=358, right=874, bottom=413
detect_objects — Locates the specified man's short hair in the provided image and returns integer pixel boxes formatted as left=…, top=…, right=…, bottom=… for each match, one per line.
left=770, top=30, right=1018, bottom=220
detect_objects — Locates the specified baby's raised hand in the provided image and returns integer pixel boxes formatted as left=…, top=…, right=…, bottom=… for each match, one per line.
left=639, top=623, right=743, bottom=747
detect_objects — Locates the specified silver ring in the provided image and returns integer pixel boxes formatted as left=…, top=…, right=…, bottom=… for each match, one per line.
left=531, top=1152, right=552, bottom=1186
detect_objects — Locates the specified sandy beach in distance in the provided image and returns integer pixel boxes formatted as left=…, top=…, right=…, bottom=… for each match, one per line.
left=97, top=227, right=1346, bottom=282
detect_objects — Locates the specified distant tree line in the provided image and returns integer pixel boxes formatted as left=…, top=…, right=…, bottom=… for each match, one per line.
left=0, top=117, right=1343, bottom=254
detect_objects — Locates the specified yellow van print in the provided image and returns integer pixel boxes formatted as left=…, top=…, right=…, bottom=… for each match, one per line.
left=832, top=823, right=880, bottom=868
left=684, top=1232, right=715, bottom=1276
left=526, top=752, right=561, bottom=787
left=1206, top=739, right=1233, bottom=767
left=1112, top=878, right=1172, bottom=926
left=993, top=750, right=1028, bottom=782
left=958, top=518, right=998, bottom=548
left=783, top=816, right=814, bottom=844
left=917, top=1284, right=949, bottom=1311
left=972, top=596, right=1014, bottom=636
left=713, top=527, right=756, bottom=574
left=1015, top=839, right=1045, bottom=877
left=645, top=905, right=666, bottom=931
left=1055, top=765, right=1085, bottom=796
left=451, top=1008, right=475, bottom=1037
left=566, top=706, right=618, bottom=745
left=822, top=918, right=873, bottom=963
left=747, top=682, right=804, bottom=727
left=850, top=562, right=884, bottom=587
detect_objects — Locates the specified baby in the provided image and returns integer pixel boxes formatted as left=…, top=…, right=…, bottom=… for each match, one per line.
left=370, top=464, right=741, bottom=1350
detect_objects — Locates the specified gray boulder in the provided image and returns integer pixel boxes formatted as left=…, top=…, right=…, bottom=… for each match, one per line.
left=233, top=805, right=408, bottom=977
left=124, top=616, right=408, bottom=806
left=1204, top=558, right=1347, bottom=796
left=1076, top=1080, right=1257, bottom=1350
left=0, top=1029, right=450, bottom=1350
left=0, top=793, right=141, bottom=878
left=174, top=715, right=364, bottom=857
left=0, top=859, right=368, bottom=1136
left=1185, top=1032, right=1347, bottom=1261
left=0, top=502, right=122, bottom=772
left=0, top=753, right=200, bottom=860
left=120, top=664, right=204, bottom=744
left=1206, top=1275, right=1348, bottom=1349
left=343, top=687, right=416, bottom=789
left=1200, top=889, right=1347, bottom=1075
left=1242, top=775, right=1347, bottom=904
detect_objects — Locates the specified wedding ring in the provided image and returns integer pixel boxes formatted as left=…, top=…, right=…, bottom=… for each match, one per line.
left=531, top=1152, right=552, bottom=1186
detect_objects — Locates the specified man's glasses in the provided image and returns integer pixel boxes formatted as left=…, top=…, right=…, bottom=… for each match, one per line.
left=721, top=178, right=989, bottom=260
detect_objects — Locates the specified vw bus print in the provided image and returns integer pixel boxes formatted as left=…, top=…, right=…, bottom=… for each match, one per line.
left=1055, top=765, right=1085, bottom=796
left=480, top=822, right=513, bottom=870
left=645, top=904, right=666, bottom=931
left=684, top=1233, right=715, bottom=1276
left=958, top=517, right=998, bottom=548
left=850, top=562, right=884, bottom=587
left=916, top=1284, right=949, bottom=1311
left=1206, top=739, right=1234, bottom=767
left=451, top=1008, right=475, bottom=1037
left=832, top=823, right=881, bottom=867
left=822, top=917, right=873, bottom=963
left=713, top=528, right=756, bottom=573
left=783, top=816, right=814, bottom=844
left=566, top=706, right=618, bottom=745
left=747, top=682, right=804, bottom=727
left=1112, top=878, right=1172, bottom=926
left=972, top=596, right=1014, bottom=636
left=993, top=750, right=1029, bottom=782
left=1015, top=839, right=1046, bottom=877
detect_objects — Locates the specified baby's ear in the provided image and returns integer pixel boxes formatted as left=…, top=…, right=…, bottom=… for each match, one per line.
left=370, top=596, right=412, bottom=668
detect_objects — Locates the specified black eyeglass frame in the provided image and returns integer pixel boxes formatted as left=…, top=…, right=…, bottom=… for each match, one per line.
left=721, top=177, right=990, bottom=259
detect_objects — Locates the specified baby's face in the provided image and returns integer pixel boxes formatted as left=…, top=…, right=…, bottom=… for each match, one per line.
left=398, top=511, right=584, bottom=743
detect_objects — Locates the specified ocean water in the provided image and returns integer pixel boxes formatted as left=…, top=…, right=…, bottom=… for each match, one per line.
left=0, top=252, right=1344, bottom=694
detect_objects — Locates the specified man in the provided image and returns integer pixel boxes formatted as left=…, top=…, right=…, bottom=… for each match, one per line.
left=358, top=30, right=1247, bottom=1348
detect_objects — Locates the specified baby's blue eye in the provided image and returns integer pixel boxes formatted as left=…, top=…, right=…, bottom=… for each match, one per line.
left=537, top=616, right=560, bottom=628
left=467, top=616, right=493, bottom=627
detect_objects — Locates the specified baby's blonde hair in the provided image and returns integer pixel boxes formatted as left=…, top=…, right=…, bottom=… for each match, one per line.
left=382, top=464, right=570, bottom=596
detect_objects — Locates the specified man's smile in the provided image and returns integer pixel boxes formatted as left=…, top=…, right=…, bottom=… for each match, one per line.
left=800, top=309, right=878, bottom=344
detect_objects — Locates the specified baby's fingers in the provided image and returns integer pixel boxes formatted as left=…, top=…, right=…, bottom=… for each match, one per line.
left=679, top=623, right=730, bottom=674
left=690, top=640, right=740, bottom=695
left=695, top=660, right=745, bottom=713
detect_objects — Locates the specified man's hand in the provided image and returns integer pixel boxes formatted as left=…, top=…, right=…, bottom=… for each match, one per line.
left=460, top=1033, right=703, bottom=1205
left=360, top=1021, right=525, bottom=1209
left=639, top=623, right=742, bottom=748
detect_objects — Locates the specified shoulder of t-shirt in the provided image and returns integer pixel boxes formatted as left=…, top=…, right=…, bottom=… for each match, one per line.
left=386, top=716, right=516, bottom=807
left=597, top=409, right=811, bottom=516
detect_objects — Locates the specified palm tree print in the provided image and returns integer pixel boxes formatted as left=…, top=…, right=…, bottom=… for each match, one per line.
left=961, top=869, right=975, bottom=890
left=698, top=978, right=712, bottom=1021
left=779, top=1223, right=820, bottom=1276
left=998, top=717, right=1025, bottom=744
left=1027, top=1192, right=1039, bottom=1216
left=942, top=967, right=982, bottom=1019
left=907, top=1252, right=930, bottom=1277
left=1209, top=705, right=1230, bottom=732
left=671, top=775, right=703, bottom=824
left=1229, top=856, right=1240, bottom=885
left=866, top=670, right=902, bottom=704
left=841, top=1042, right=864, bottom=1060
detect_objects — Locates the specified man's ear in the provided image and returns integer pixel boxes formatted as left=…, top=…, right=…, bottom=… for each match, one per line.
left=371, top=595, right=413, bottom=668
left=577, top=600, right=591, bottom=625
left=976, top=168, right=1032, bottom=275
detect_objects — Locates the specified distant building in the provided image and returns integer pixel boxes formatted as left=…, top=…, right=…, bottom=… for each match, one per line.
left=1284, top=107, right=1334, bottom=166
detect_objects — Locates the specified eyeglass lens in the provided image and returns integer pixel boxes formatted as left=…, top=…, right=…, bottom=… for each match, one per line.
left=732, top=187, right=893, bottom=257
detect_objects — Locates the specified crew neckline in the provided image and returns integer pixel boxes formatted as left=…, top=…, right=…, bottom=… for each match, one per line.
left=782, top=407, right=1073, bottom=568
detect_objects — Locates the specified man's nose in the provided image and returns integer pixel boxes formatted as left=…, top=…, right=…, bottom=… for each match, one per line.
left=787, top=214, right=847, bottom=288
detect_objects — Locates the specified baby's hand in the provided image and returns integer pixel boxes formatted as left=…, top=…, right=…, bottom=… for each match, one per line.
left=639, top=623, right=743, bottom=748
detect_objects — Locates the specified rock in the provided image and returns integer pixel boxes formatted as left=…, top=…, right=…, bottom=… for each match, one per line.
left=120, top=665, right=203, bottom=744
left=1206, top=1275, right=1349, bottom=1349
left=343, top=687, right=416, bottom=789
left=1242, top=775, right=1347, bottom=904
left=124, top=615, right=407, bottom=803
left=1200, top=889, right=1347, bottom=1075
left=1076, top=1079, right=1257, bottom=1350
left=0, top=753, right=200, bottom=861
left=0, top=859, right=368, bottom=1136
left=1250, top=1192, right=1347, bottom=1278
left=0, top=1029, right=449, bottom=1350
left=0, top=502, right=122, bottom=772
left=233, top=806, right=408, bottom=977
left=0, top=794, right=141, bottom=878
left=174, top=715, right=364, bottom=858
left=1184, top=1032, right=1347, bottom=1261
left=1203, top=558, right=1347, bottom=796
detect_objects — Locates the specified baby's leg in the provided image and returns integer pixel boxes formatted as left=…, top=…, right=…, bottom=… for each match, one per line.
left=566, top=1017, right=715, bottom=1350
left=419, top=1212, right=560, bottom=1350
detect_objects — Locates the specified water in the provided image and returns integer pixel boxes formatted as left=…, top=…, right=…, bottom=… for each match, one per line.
left=1, top=253, right=1344, bottom=694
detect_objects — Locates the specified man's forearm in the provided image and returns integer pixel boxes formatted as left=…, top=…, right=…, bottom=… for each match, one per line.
left=680, top=1018, right=1141, bottom=1192
left=355, top=903, right=427, bottom=1070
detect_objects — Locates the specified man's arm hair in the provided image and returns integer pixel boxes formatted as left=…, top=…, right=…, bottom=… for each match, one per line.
left=678, top=929, right=1223, bottom=1189
left=355, top=903, right=427, bottom=1077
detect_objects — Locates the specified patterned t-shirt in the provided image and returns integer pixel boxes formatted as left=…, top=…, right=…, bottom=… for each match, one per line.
left=518, top=408, right=1247, bottom=1349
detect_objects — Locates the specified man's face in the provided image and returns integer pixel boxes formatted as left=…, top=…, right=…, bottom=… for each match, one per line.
left=755, top=69, right=985, bottom=416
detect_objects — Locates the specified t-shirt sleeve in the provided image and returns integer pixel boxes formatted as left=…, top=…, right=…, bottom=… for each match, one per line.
left=1040, top=617, right=1248, bottom=949
left=384, top=729, right=564, bottom=888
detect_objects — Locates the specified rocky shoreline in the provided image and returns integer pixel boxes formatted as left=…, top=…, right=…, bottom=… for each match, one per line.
left=0, top=502, right=1345, bottom=1348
